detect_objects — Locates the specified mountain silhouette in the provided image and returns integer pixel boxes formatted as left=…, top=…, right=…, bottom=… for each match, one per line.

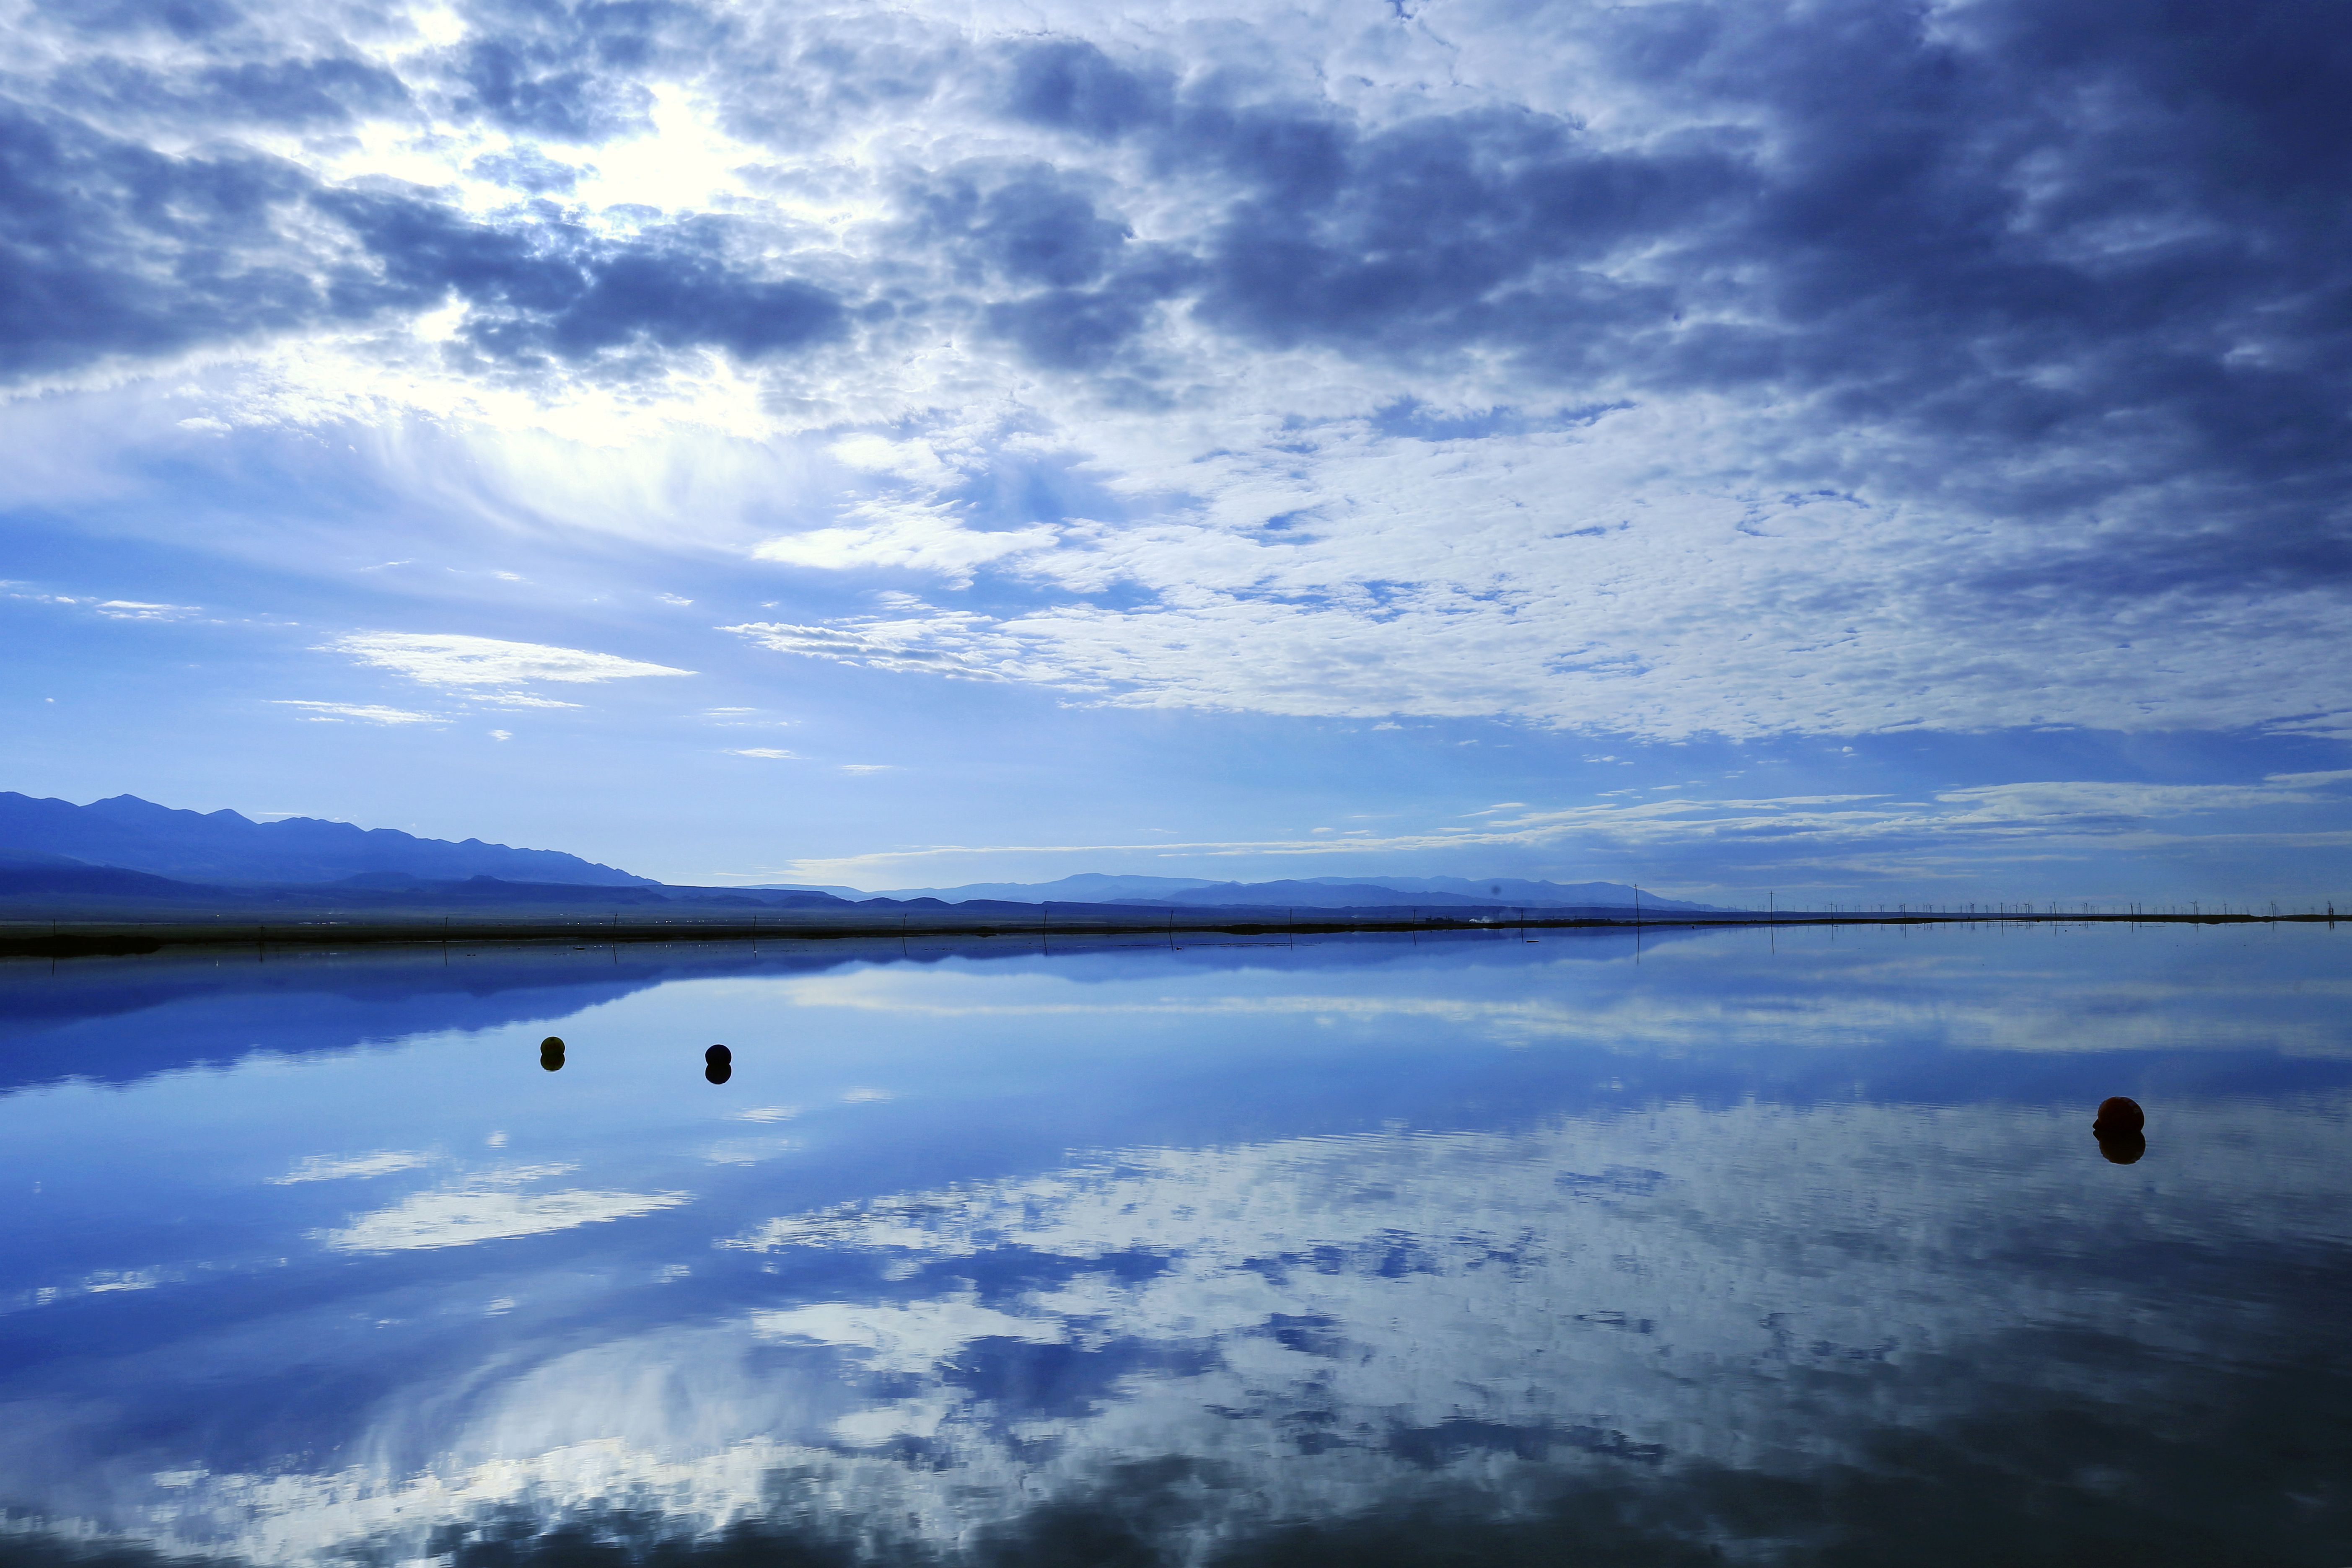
left=0, top=793, right=655, bottom=886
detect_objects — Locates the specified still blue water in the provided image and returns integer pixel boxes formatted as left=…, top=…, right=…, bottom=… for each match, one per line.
left=1, top=921, right=2346, bottom=1565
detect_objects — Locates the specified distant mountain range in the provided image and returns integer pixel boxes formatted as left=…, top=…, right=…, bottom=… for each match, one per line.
left=0, top=793, right=655, bottom=887
left=0, top=792, right=1723, bottom=914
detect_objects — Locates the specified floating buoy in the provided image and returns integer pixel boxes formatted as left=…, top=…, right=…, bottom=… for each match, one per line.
left=2098, top=1131, right=2146, bottom=1164
left=539, top=1035, right=566, bottom=1072
left=705, top=1062, right=732, bottom=1085
left=705, top=1044, right=731, bottom=1066
left=2093, top=1096, right=2144, bottom=1136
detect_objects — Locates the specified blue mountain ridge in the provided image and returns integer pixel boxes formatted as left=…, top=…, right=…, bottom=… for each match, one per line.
left=0, top=792, right=656, bottom=886
left=0, top=794, right=1722, bottom=912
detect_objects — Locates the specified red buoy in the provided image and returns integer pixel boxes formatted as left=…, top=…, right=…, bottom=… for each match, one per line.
left=2093, top=1096, right=2144, bottom=1136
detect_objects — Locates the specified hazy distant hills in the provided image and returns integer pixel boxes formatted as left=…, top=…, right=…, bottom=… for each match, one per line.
left=0, top=792, right=1723, bottom=916
left=760, top=872, right=1718, bottom=912
left=0, top=793, right=655, bottom=887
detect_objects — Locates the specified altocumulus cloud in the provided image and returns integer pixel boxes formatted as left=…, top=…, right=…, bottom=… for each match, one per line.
left=5, top=0, right=2350, bottom=739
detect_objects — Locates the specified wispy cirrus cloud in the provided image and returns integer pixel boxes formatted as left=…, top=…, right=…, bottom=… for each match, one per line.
left=7, top=587, right=201, bottom=621
left=93, top=600, right=197, bottom=620
left=774, top=773, right=2352, bottom=888
left=720, top=619, right=1008, bottom=681
left=271, top=700, right=442, bottom=725
left=329, top=634, right=694, bottom=688
left=273, top=1151, right=431, bottom=1185
left=319, top=1166, right=689, bottom=1252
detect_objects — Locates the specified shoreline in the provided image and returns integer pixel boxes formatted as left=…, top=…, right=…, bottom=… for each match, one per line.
left=1, top=907, right=2336, bottom=960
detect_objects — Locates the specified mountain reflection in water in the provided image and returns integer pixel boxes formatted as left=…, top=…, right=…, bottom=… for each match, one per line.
left=0, top=923, right=2345, bottom=1566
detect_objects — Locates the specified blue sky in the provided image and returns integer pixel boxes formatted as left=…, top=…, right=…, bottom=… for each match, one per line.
left=3, top=0, right=2348, bottom=901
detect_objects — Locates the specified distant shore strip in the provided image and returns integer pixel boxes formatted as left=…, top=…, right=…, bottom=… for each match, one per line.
left=0, top=906, right=2338, bottom=960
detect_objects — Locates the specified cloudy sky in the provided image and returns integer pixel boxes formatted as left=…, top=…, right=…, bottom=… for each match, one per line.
left=3, top=0, right=2347, bottom=899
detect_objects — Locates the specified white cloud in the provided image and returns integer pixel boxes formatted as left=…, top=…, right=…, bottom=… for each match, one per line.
left=700, top=1136, right=802, bottom=1167
left=476, top=693, right=583, bottom=710
left=825, top=435, right=963, bottom=488
left=767, top=772, right=2352, bottom=885
left=329, top=634, right=694, bottom=688
left=0, top=0, right=2343, bottom=754
left=271, top=700, right=442, bottom=725
left=1927, top=778, right=2352, bottom=825
left=720, top=618, right=1008, bottom=681
left=728, top=748, right=800, bottom=759
left=8, top=586, right=199, bottom=621
left=715, top=449, right=2352, bottom=737
left=272, top=1151, right=431, bottom=1185
left=751, top=1297, right=1061, bottom=1374
left=321, top=1170, right=690, bottom=1252
left=59, top=1089, right=2350, bottom=1567
left=94, top=600, right=197, bottom=620
left=752, top=499, right=1058, bottom=587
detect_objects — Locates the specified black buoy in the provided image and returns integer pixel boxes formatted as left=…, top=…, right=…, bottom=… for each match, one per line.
left=539, top=1035, right=566, bottom=1072
left=705, top=1061, right=732, bottom=1084
left=705, top=1044, right=731, bottom=1066
left=2093, top=1096, right=2144, bottom=1136
left=2094, top=1095, right=2145, bottom=1163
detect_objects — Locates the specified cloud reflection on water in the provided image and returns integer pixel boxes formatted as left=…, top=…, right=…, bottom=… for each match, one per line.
left=0, top=926, right=2345, bottom=1565
left=46, top=1098, right=2352, bottom=1564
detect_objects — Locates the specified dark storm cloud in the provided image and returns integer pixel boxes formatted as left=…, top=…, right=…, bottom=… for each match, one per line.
left=975, top=0, right=2352, bottom=590
left=984, top=257, right=1190, bottom=372
left=0, top=83, right=841, bottom=379
left=57, top=54, right=415, bottom=127
left=905, top=162, right=1194, bottom=367
left=319, top=193, right=848, bottom=364
left=39, top=0, right=243, bottom=38
left=1186, top=108, right=1736, bottom=359
left=453, top=33, right=654, bottom=142
left=0, top=103, right=326, bottom=375
left=1002, top=38, right=1171, bottom=142
left=444, top=0, right=724, bottom=141
left=982, top=2, right=2351, bottom=431
left=8, top=0, right=2349, bottom=595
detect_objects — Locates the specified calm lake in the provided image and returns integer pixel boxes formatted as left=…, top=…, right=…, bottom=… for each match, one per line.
left=1, top=921, right=2346, bottom=1566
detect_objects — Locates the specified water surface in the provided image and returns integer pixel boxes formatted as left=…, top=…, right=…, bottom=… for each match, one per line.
left=2, top=922, right=2346, bottom=1565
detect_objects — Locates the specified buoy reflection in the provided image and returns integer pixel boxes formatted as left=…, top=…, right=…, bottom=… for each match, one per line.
left=2096, top=1131, right=2147, bottom=1164
left=705, top=1062, right=732, bottom=1085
